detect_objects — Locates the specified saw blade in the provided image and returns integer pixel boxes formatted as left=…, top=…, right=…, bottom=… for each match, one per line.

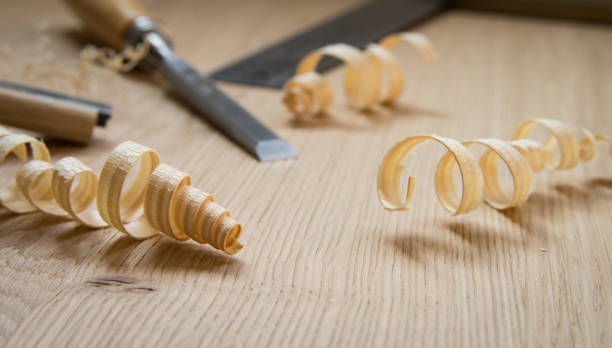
left=211, top=0, right=448, bottom=88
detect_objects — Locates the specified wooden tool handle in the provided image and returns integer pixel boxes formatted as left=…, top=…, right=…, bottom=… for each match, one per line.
left=64, top=0, right=147, bottom=49
left=0, top=84, right=101, bottom=144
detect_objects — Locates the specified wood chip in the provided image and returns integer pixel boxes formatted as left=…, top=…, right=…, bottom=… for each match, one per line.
left=377, top=118, right=611, bottom=214
left=0, top=128, right=243, bottom=255
left=80, top=40, right=149, bottom=72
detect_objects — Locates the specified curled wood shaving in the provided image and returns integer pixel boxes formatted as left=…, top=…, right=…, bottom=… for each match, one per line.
left=596, top=134, right=612, bottom=156
left=377, top=118, right=610, bottom=215
left=283, top=32, right=437, bottom=118
left=0, top=126, right=242, bottom=255
left=80, top=40, right=149, bottom=72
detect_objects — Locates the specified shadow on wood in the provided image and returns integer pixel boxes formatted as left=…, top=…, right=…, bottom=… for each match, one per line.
left=287, top=102, right=448, bottom=130
left=56, top=27, right=107, bottom=51
left=445, top=221, right=525, bottom=249
left=101, top=234, right=244, bottom=275
left=498, top=191, right=555, bottom=240
left=385, top=231, right=456, bottom=262
left=288, top=112, right=364, bottom=131
left=586, top=177, right=612, bottom=190
left=376, top=102, right=449, bottom=119
left=0, top=207, right=244, bottom=276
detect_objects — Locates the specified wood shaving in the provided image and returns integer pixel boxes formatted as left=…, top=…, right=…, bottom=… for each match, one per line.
left=0, top=126, right=242, bottom=255
left=283, top=32, right=437, bottom=118
left=377, top=118, right=610, bottom=214
left=80, top=40, right=149, bottom=72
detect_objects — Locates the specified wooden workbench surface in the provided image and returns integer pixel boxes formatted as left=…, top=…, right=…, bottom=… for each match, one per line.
left=1, top=0, right=612, bottom=346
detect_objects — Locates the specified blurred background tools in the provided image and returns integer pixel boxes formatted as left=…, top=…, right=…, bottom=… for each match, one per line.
left=212, top=0, right=447, bottom=88
left=0, top=80, right=111, bottom=144
left=212, top=0, right=612, bottom=88
left=64, top=0, right=297, bottom=162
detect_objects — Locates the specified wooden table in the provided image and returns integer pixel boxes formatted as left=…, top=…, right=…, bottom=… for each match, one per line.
left=1, top=0, right=612, bottom=346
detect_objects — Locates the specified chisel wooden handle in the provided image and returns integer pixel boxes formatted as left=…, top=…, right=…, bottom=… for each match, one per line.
left=64, top=0, right=147, bottom=49
left=0, top=81, right=111, bottom=144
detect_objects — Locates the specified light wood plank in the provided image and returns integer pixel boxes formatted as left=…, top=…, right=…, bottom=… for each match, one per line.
left=1, top=0, right=611, bottom=347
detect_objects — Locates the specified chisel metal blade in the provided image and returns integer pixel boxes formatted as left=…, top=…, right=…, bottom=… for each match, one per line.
left=145, top=31, right=297, bottom=162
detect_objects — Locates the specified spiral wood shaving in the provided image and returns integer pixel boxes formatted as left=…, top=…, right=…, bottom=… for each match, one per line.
left=377, top=118, right=612, bottom=215
left=282, top=32, right=438, bottom=117
left=0, top=126, right=243, bottom=255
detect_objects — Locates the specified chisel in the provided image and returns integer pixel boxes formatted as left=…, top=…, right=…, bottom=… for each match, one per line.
left=64, top=0, right=297, bottom=161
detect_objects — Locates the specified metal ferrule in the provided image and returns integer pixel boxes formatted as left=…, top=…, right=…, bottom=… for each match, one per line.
left=122, top=17, right=172, bottom=71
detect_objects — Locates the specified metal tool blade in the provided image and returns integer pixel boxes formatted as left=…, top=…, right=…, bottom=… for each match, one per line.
left=145, top=32, right=297, bottom=161
left=211, top=0, right=448, bottom=88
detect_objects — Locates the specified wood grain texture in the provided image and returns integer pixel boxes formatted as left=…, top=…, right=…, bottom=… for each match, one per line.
left=1, top=0, right=612, bottom=347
